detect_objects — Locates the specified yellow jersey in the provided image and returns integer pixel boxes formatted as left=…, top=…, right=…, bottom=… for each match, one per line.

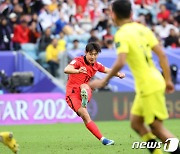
left=115, top=22, right=165, bottom=95
left=57, top=39, right=66, bottom=52
left=46, top=44, right=59, bottom=62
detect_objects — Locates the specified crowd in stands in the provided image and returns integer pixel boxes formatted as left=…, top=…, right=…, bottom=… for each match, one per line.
left=0, top=0, right=179, bottom=77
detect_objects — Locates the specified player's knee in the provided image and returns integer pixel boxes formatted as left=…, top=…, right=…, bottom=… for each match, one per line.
left=80, top=84, right=90, bottom=90
left=149, top=123, right=159, bottom=134
left=80, top=112, right=91, bottom=122
left=149, top=120, right=162, bottom=131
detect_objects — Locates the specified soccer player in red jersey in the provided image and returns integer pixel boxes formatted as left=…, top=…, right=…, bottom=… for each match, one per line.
left=64, top=42, right=125, bottom=145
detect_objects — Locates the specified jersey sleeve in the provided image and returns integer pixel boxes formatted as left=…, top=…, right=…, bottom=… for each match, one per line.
left=97, top=62, right=105, bottom=72
left=115, top=32, right=129, bottom=55
left=145, top=28, right=159, bottom=48
left=69, top=59, right=81, bottom=69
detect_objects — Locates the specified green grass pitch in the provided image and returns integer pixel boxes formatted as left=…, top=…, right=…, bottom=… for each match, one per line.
left=0, top=119, right=179, bottom=154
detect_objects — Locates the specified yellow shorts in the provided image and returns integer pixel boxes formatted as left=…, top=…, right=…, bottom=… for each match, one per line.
left=131, top=90, right=169, bottom=125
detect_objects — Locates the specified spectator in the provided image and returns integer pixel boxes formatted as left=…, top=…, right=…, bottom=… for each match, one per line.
left=57, top=32, right=66, bottom=53
left=99, top=0, right=109, bottom=9
left=55, top=2, right=68, bottom=22
left=0, top=16, right=12, bottom=50
left=136, top=4, right=149, bottom=17
left=74, top=0, right=88, bottom=12
left=58, top=0, right=76, bottom=23
left=12, top=17, right=30, bottom=50
left=48, top=0, right=58, bottom=13
left=38, top=27, right=52, bottom=52
left=46, top=38, right=60, bottom=77
left=157, top=4, right=170, bottom=23
left=154, top=20, right=179, bottom=39
left=135, top=0, right=159, bottom=5
left=165, top=0, right=176, bottom=13
left=31, top=13, right=42, bottom=33
left=145, top=13, right=153, bottom=26
left=13, top=3, right=23, bottom=18
left=102, top=39, right=114, bottom=50
left=102, top=25, right=113, bottom=48
left=0, top=0, right=12, bottom=16
left=66, top=0, right=76, bottom=18
left=54, top=19, right=67, bottom=35
left=29, top=21, right=41, bottom=43
left=72, top=39, right=80, bottom=50
left=164, top=28, right=180, bottom=48
left=11, top=0, right=19, bottom=5
left=74, top=5, right=83, bottom=22
left=30, top=0, right=44, bottom=14
left=88, top=29, right=99, bottom=43
left=79, top=11, right=92, bottom=32
left=89, top=1, right=102, bottom=27
left=38, top=2, right=53, bottom=31
left=8, top=12, right=19, bottom=30
left=175, top=10, right=180, bottom=25
left=95, top=8, right=111, bottom=31
left=22, top=0, right=35, bottom=14
left=37, top=27, right=52, bottom=65
left=69, top=15, right=85, bottom=34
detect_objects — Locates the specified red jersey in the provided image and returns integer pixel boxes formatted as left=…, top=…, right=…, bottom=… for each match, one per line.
left=66, top=56, right=105, bottom=96
left=12, top=24, right=30, bottom=44
left=157, top=10, right=170, bottom=21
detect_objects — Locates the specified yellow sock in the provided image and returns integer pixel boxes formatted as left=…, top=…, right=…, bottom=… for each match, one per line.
left=152, top=149, right=163, bottom=154
left=142, top=132, right=163, bottom=154
left=142, top=132, right=156, bottom=141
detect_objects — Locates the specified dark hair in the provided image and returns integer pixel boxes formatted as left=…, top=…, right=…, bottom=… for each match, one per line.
left=112, top=0, right=132, bottom=19
left=73, top=39, right=79, bottom=43
left=85, top=42, right=101, bottom=53
left=107, top=40, right=113, bottom=44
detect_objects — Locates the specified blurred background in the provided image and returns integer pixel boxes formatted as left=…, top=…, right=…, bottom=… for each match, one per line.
left=0, top=0, right=179, bottom=124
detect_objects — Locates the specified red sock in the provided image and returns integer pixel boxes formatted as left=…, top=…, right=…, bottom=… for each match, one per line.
left=86, top=121, right=103, bottom=140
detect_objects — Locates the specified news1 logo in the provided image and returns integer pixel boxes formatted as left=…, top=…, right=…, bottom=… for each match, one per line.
left=164, top=138, right=179, bottom=152
left=132, top=138, right=179, bottom=152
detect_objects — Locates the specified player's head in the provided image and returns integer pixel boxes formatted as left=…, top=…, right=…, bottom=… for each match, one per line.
left=111, top=0, right=132, bottom=25
left=85, top=42, right=101, bottom=64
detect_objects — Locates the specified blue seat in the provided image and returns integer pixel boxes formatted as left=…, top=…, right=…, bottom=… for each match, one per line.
left=21, top=43, right=38, bottom=60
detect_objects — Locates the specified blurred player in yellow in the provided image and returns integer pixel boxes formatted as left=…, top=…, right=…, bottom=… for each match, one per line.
left=90, top=0, right=180, bottom=154
left=0, top=132, right=19, bottom=153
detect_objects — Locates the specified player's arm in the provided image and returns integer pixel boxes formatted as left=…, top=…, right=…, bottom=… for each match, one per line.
left=104, top=53, right=126, bottom=82
left=90, top=53, right=127, bottom=89
left=145, top=27, right=174, bottom=93
left=64, top=64, right=87, bottom=74
left=152, top=44, right=174, bottom=93
left=103, top=67, right=125, bottom=79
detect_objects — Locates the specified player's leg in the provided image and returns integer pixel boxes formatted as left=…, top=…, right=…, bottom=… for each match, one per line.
left=150, top=120, right=180, bottom=154
left=131, top=94, right=163, bottom=154
left=130, top=115, right=162, bottom=154
left=130, top=114, right=149, bottom=136
left=80, top=84, right=92, bottom=108
left=77, top=107, right=114, bottom=145
left=148, top=90, right=180, bottom=154
left=0, top=132, right=19, bottom=153
left=66, top=90, right=114, bottom=145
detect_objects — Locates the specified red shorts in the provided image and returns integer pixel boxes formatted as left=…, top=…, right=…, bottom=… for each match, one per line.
left=66, top=87, right=92, bottom=113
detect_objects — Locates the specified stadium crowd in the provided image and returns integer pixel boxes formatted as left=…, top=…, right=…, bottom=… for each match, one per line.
left=0, top=0, right=179, bottom=77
